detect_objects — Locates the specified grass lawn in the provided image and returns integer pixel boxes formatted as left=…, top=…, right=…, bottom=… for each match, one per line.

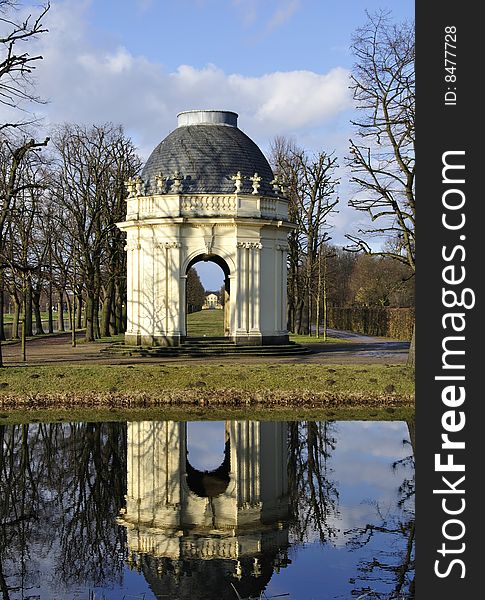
left=181, top=310, right=347, bottom=344
left=0, top=363, right=414, bottom=397
left=186, top=309, right=225, bottom=337
left=3, top=311, right=64, bottom=323
left=0, top=362, right=414, bottom=421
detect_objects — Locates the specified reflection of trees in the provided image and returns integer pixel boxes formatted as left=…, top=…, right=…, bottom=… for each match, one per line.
left=288, top=421, right=339, bottom=543
left=0, top=422, right=127, bottom=597
left=345, top=419, right=415, bottom=598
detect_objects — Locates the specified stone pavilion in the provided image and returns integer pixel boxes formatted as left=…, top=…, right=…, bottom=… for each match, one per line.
left=117, top=110, right=293, bottom=346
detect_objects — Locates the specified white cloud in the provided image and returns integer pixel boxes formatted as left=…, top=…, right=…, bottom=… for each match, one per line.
left=29, top=5, right=352, bottom=160
left=232, top=0, right=259, bottom=26
left=267, top=0, right=301, bottom=32
left=6, top=0, right=357, bottom=245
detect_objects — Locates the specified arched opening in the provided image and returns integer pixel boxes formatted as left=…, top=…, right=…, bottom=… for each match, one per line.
left=186, top=421, right=230, bottom=498
left=185, top=254, right=230, bottom=338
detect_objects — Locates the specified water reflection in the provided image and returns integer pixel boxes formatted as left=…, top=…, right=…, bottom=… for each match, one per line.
left=118, top=421, right=290, bottom=599
left=0, top=423, right=127, bottom=597
left=0, top=419, right=415, bottom=599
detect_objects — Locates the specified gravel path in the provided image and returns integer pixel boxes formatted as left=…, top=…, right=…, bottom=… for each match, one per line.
left=1, top=330, right=410, bottom=366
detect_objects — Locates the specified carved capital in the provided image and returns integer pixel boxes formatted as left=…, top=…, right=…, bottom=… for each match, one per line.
left=159, top=241, right=181, bottom=249
left=237, top=241, right=262, bottom=250
left=124, top=241, right=141, bottom=251
left=276, top=243, right=289, bottom=251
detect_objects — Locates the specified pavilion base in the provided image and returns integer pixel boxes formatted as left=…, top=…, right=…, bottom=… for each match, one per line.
left=124, top=333, right=183, bottom=347
left=232, top=333, right=289, bottom=346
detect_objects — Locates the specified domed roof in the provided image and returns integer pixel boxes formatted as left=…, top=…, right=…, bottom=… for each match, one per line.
left=142, top=110, right=276, bottom=196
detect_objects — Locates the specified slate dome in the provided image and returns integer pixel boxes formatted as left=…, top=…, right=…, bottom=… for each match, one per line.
left=142, top=110, right=276, bottom=196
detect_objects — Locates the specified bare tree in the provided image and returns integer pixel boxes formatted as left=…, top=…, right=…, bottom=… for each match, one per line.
left=0, top=0, right=50, bottom=365
left=346, top=10, right=415, bottom=364
left=0, top=134, right=48, bottom=364
left=0, top=1, right=50, bottom=128
left=288, top=420, right=339, bottom=543
left=52, top=123, right=140, bottom=342
left=271, top=137, right=339, bottom=335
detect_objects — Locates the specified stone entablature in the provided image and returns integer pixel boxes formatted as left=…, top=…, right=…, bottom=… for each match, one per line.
left=125, top=193, right=288, bottom=221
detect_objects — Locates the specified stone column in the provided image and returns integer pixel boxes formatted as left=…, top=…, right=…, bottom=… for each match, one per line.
left=124, top=238, right=141, bottom=345
left=249, top=242, right=262, bottom=335
left=276, top=243, right=289, bottom=334
left=234, top=241, right=262, bottom=345
left=151, top=241, right=182, bottom=346
left=124, top=421, right=185, bottom=528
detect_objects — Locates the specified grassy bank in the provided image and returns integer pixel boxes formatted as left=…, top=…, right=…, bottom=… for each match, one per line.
left=0, top=404, right=414, bottom=425
left=0, top=363, right=414, bottom=413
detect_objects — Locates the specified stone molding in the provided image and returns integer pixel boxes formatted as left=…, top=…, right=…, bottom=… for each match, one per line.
left=236, top=241, right=263, bottom=250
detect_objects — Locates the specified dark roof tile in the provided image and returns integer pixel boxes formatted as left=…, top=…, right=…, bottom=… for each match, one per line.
left=142, top=124, right=275, bottom=196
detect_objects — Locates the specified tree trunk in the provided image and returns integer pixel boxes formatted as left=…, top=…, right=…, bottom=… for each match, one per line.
left=85, top=292, right=96, bottom=342
left=66, top=293, right=72, bottom=332
left=322, top=255, right=327, bottom=342
left=47, top=279, right=54, bottom=333
left=94, top=296, right=100, bottom=339
left=109, top=290, right=118, bottom=335
left=57, top=290, right=65, bottom=331
left=0, top=272, right=4, bottom=342
left=100, top=281, right=114, bottom=338
left=32, top=288, right=45, bottom=335
left=295, top=298, right=305, bottom=334
left=11, top=297, right=20, bottom=339
left=25, top=279, right=33, bottom=337
left=315, top=251, right=322, bottom=337
left=76, top=291, right=83, bottom=329
left=21, top=287, right=27, bottom=361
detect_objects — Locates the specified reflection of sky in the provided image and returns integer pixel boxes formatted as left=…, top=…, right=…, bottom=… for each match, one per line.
left=186, top=421, right=227, bottom=470
left=267, top=420, right=414, bottom=599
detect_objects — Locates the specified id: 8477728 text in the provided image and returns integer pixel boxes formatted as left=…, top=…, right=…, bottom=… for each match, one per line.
left=444, top=26, right=457, bottom=106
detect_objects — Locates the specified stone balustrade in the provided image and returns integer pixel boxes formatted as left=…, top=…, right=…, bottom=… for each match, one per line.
left=125, top=193, right=288, bottom=221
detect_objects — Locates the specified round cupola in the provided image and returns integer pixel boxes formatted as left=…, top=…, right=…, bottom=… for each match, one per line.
left=141, top=110, right=276, bottom=196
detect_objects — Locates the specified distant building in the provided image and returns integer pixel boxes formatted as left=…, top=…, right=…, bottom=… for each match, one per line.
left=203, top=293, right=222, bottom=310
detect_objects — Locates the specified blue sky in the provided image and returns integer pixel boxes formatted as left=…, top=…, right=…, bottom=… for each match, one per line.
left=6, top=0, right=414, bottom=289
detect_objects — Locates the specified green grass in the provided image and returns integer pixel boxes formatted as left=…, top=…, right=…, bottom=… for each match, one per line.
left=0, top=404, right=415, bottom=425
left=186, top=309, right=225, bottom=337
left=167, top=310, right=347, bottom=344
left=0, top=363, right=414, bottom=397
left=3, top=311, right=62, bottom=323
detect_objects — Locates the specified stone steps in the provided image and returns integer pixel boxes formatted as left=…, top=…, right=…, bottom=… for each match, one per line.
left=101, top=337, right=311, bottom=358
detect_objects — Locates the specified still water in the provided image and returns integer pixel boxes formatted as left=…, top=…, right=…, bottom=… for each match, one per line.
left=0, top=420, right=414, bottom=599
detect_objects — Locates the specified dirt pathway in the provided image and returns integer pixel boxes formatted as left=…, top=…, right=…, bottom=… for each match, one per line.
left=1, top=330, right=410, bottom=366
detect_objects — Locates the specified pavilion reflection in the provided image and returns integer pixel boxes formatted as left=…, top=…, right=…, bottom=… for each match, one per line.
left=117, top=420, right=290, bottom=599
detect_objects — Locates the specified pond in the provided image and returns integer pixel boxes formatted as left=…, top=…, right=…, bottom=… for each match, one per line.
left=0, top=419, right=414, bottom=599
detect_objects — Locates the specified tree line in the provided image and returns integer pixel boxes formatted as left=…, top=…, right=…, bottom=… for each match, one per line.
left=0, top=3, right=415, bottom=363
